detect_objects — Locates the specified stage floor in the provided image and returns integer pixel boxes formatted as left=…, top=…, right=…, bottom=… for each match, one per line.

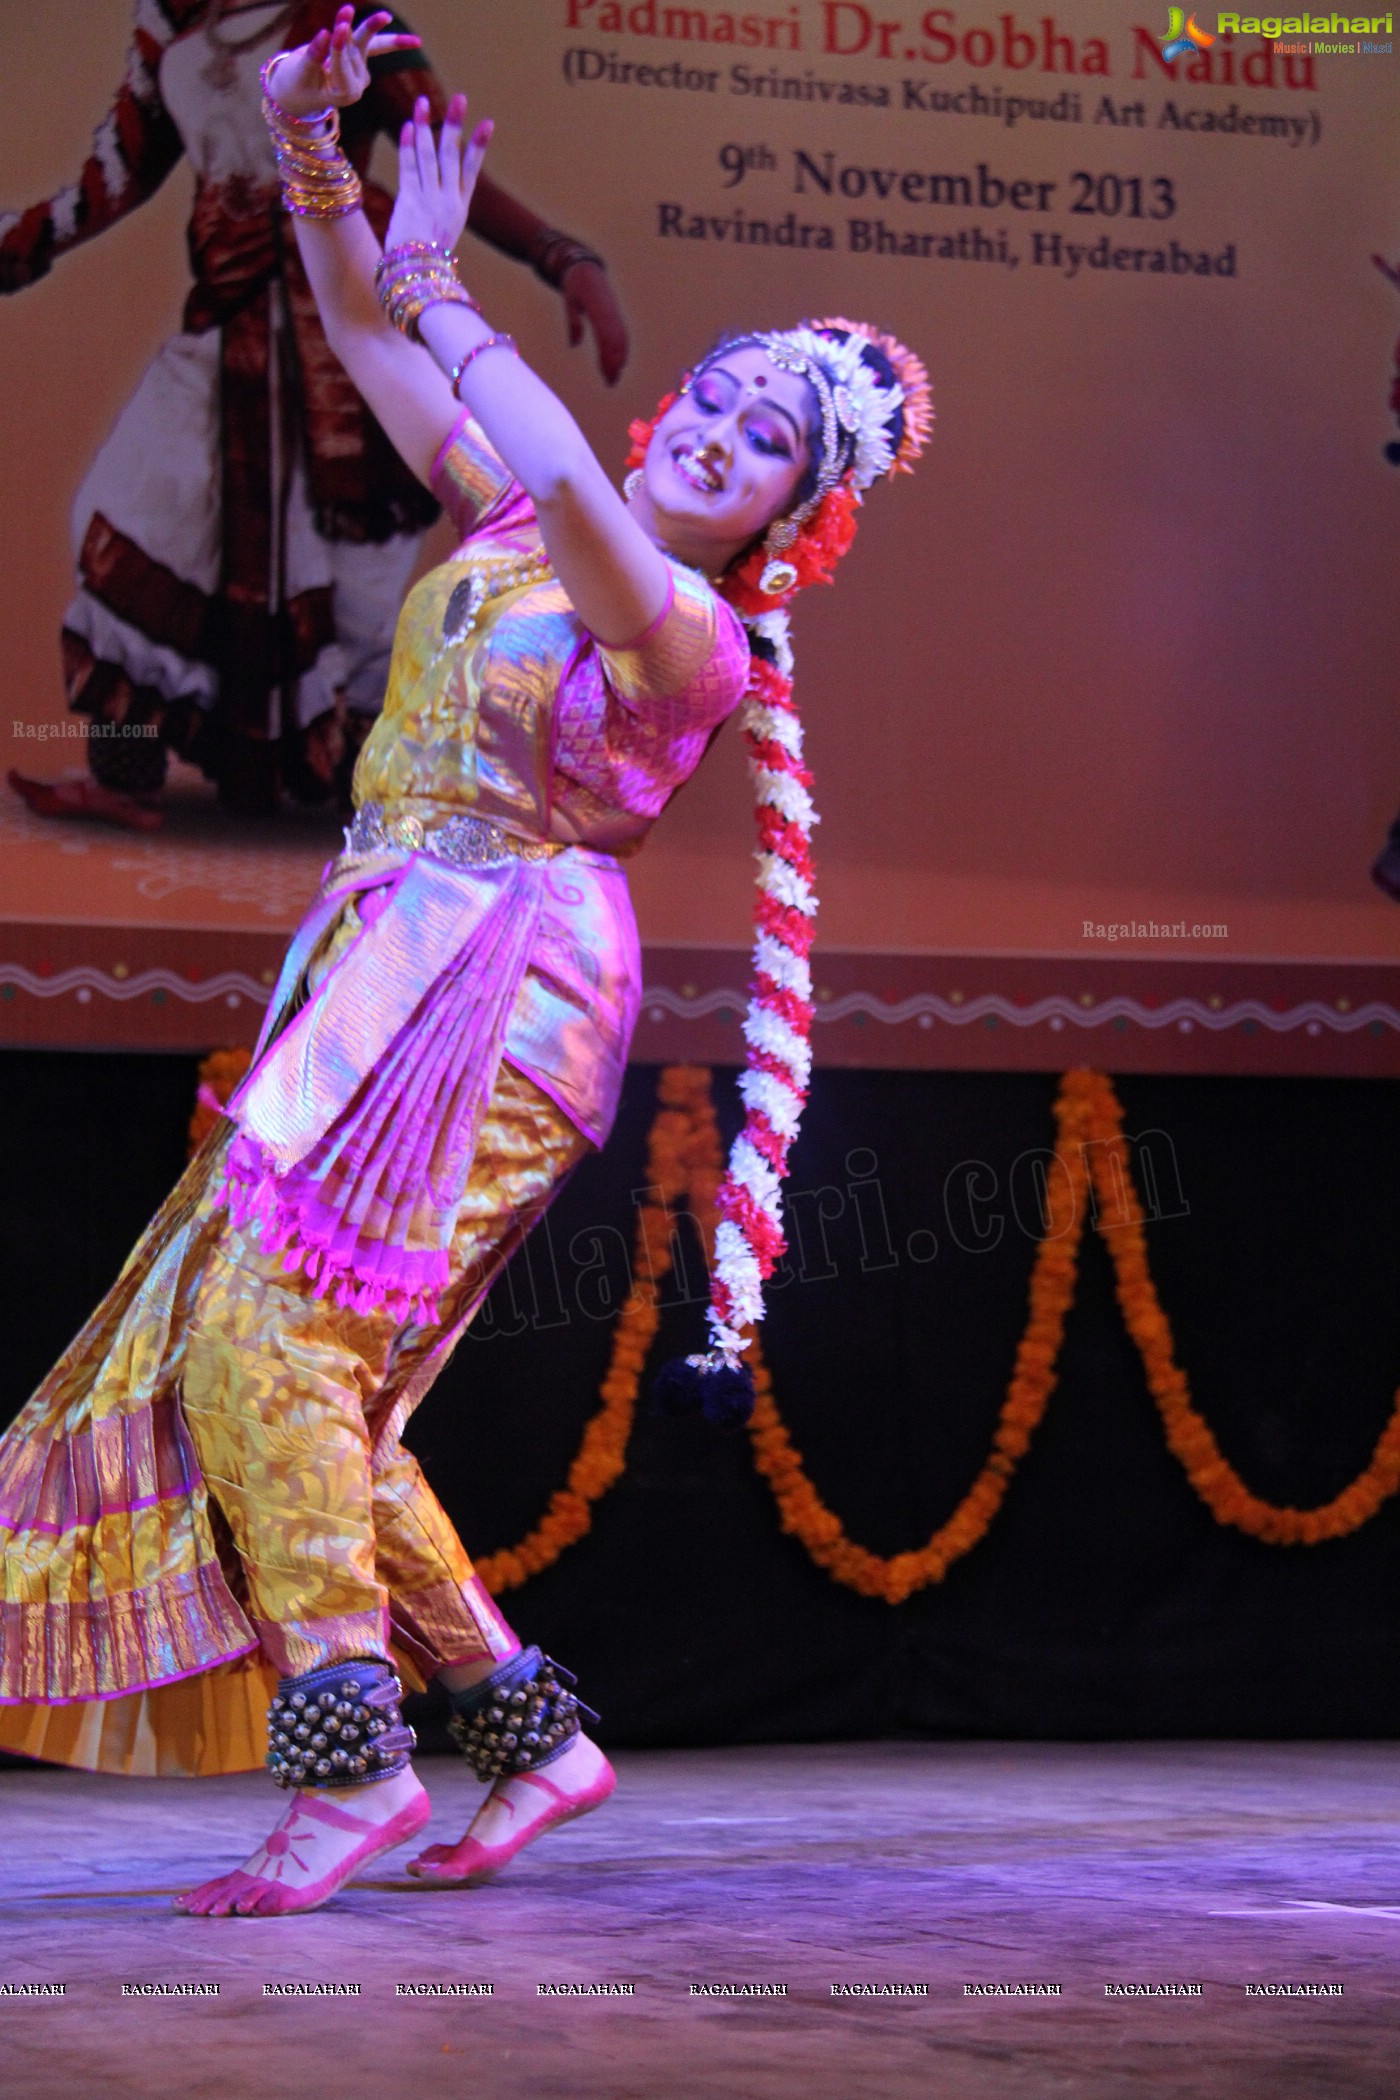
left=0, top=1741, right=1395, bottom=2098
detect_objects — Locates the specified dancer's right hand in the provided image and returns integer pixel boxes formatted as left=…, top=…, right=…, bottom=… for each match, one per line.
left=265, top=5, right=420, bottom=121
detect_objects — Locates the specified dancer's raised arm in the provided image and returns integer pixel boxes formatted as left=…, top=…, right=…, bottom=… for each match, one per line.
left=267, top=10, right=668, bottom=644
left=345, top=14, right=629, bottom=383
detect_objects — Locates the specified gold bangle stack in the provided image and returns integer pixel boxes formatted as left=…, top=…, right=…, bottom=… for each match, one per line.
left=374, top=240, right=480, bottom=343
left=260, top=57, right=363, bottom=220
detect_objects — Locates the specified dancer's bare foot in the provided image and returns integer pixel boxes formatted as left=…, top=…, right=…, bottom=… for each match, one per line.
left=174, top=1766, right=430, bottom=1918
left=8, top=769, right=163, bottom=832
left=407, top=1733, right=615, bottom=1886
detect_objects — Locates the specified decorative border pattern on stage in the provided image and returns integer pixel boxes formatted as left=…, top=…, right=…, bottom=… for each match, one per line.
left=2, top=927, right=1398, bottom=1075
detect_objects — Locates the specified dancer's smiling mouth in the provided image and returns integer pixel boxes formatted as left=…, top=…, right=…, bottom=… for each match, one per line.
left=673, top=444, right=724, bottom=494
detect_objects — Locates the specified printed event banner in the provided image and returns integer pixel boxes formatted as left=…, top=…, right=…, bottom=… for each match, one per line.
left=0, top=0, right=1396, bottom=970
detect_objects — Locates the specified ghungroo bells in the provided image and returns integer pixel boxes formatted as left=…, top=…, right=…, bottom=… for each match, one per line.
left=266, top=1658, right=415, bottom=1789
left=446, top=1645, right=595, bottom=1781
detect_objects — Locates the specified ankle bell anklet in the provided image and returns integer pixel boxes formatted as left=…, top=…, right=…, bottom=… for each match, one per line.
left=266, top=1657, right=416, bottom=1789
left=446, top=1645, right=596, bottom=1780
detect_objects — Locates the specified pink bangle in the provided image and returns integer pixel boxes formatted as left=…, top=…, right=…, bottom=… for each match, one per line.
left=449, top=333, right=520, bottom=398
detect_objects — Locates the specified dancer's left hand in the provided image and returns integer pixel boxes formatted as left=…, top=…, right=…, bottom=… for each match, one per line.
left=386, top=93, right=492, bottom=258
left=266, top=6, right=420, bottom=120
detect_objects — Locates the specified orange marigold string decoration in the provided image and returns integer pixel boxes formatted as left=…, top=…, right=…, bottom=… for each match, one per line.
left=696, top=1064, right=1088, bottom=1604
left=187, top=1053, right=1400, bottom=1597
left=465, top=1064, right=1400, bottom=1596
left=1074, top=1068, right=1400, bottom=1546
left=474, top=1066, right=716, bottom=1594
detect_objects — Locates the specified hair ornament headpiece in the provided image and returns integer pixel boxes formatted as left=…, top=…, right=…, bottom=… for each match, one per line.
left=759, top=326, right=895, bottom=493
left=639, top=319, right=930, bottom=1427
left=691, top=318, right=932, bottom=526
left=811, top=317, right=935, bottom=478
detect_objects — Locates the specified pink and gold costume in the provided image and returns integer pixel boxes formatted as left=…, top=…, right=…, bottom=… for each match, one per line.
left=0, top=414, right=748, bottom=1774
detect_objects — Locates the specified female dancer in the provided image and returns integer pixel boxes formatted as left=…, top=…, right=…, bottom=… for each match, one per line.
left=0, top=8, right=929, bottom=1917
left=2, top=0, right=627, bottom=822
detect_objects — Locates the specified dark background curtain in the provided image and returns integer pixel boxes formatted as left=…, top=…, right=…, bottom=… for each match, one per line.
left=4, top=1049, right=1399, bottom=1746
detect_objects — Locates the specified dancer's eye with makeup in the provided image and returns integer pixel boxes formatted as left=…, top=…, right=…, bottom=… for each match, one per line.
left=745, top=418, right=793, bottom=461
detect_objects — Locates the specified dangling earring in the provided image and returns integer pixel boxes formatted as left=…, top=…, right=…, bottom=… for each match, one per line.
left=624, top=468, right=644, bottom=500
left=759, top=517, right=799, bottom=597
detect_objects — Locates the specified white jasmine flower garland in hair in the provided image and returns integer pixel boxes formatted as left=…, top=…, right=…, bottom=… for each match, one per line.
left=706, top=634, right=818, bottom=1367
left=639, top=320, right=932, bottom=1426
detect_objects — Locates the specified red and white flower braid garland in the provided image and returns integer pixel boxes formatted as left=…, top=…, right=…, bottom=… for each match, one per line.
left=707, top=609, right=817, bottom=1366
left=625, top=401, right=840, bottom=1378
left=626, top=380, right=901, bottom=1376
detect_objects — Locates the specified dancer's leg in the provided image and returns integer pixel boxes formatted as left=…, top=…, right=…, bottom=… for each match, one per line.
left=176, top=1062, right=611, bottom=1907
left=410, top=1650, right=615, bottom=1886
left=174, top=1763, right=430, bottom=1918
left=35, top=330, right=227, bottom=825
left=360, top=1063, right=616, bottom=1883
left=175, top=1230, right=431, bottom=1915
left=366, top=1449, right=615, bottom=1885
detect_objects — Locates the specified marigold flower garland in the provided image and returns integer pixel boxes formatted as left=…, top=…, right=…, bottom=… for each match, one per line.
left=698, top=1060, right=1084, bottom=1604
left=473, top=1060, right=1075, bottom=1602
left=1072, top=1068, right=1400, bottom=1545
left=735, top=1068, right=1400, bottom=1591
left=475, top=1066, right=716, bottom=1592
left=185, top=1055, right=1400, bottom=1594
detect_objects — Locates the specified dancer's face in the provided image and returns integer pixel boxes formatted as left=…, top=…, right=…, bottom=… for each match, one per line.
left=637, top=347, right=817, bottom=574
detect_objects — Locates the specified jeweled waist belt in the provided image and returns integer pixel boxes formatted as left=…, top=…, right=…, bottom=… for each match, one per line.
left=346, top=801, right=566, bottom=870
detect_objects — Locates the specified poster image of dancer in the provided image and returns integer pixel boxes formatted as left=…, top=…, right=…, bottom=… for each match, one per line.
left=2, top=0, right=630, bottom=827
